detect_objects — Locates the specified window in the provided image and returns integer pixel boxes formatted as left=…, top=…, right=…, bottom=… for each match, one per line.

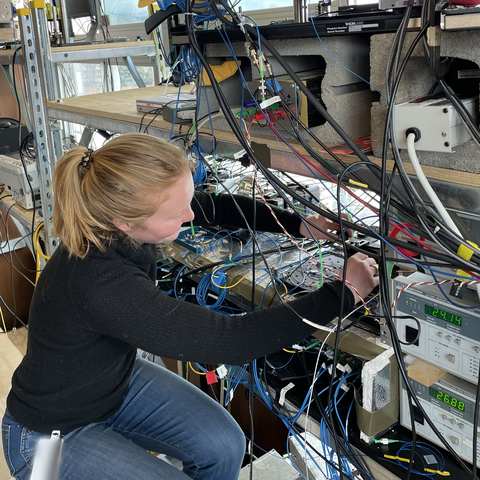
left=102, top=0, right=149, bottom=26
left=241, top=0, right=293, bottom=7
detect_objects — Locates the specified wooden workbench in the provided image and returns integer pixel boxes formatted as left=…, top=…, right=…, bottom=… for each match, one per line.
left=0, top=196, right=43, bottom=231
left=46, top=85, right=480, bottom=188
left=0, top=48, right=22, bottom=65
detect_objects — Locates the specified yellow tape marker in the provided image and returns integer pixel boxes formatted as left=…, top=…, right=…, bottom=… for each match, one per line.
left=349, top=179, right=368, bottom=189
left=424, top=468, right=450, bottom=476
left=384, top=455, right=412, bottom=463
left=16, top=8, right=31, bottom=16
left=456, top=240, right=479, bottom=278
left=30, top=0, right=46, bottom=9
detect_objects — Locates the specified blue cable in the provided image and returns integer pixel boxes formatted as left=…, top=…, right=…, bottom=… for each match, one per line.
left=221, top=25, right=418, bottom=265
left=220, top=17, right=427, bottom=279
left=243, top=15, right=262, bottom=57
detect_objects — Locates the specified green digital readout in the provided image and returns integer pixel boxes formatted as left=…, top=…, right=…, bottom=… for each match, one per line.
left=429, top=387, right=465, bottom=412
left=425, top=304, right=462, bottom=326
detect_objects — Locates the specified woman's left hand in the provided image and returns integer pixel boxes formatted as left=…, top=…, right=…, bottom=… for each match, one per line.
left=299, top=213, right=352, bottom=241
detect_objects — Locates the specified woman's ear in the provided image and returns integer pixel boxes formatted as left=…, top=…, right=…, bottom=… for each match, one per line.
left=112, top=218, right=133, bottom=234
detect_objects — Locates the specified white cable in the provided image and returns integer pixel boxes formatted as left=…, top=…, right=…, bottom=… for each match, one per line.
left=406, top=133, right=480, bottom=300
left=406, top=133, right=461, bottom=236
left=187, top=111, right=224, bottom=148
left=162, top=55, right=183, bottom=95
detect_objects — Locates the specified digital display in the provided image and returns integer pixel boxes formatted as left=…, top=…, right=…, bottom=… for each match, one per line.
left=429, top=387, right=465, bottom=412
left=425, top=304, right=462, bottom=326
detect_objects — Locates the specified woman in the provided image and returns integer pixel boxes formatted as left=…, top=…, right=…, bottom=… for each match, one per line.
left=2, top=133, right=379, bottom=480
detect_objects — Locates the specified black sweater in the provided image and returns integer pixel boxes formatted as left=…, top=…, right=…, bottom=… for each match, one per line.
left=7, top=192, right=354, bottom=435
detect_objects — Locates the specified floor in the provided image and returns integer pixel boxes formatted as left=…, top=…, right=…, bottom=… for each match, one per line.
left=0, top=327, right=28, bottom=480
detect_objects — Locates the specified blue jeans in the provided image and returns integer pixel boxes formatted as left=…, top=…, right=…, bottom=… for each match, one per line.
left=2, top=357, right=245, bottom=480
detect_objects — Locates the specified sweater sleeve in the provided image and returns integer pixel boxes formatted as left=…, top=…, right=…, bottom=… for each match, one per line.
left=190, top=191, right=303, bottom=237
left=73, top=261, right=354, bottom=366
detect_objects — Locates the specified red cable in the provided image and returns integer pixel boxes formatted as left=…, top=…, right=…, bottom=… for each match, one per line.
left=268, top=125, right=436, bottom=252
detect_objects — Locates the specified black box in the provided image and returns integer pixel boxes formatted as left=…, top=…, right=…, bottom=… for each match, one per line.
left=0, top=125, right=30, bottom=155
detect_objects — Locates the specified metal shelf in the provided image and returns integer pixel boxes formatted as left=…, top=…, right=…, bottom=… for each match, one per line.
left=50, top=41, right=156, bottom=63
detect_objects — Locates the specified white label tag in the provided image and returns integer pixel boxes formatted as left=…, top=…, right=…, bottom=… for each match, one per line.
left=217, top=365, right=228, bottom=378
left=278, top=382, right=295, bottom=406
left=260, top=95, right=281, bottom=109
left=233, top=149, right=246, bottom=159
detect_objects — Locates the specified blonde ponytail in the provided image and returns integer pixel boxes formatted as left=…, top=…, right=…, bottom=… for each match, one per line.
left=52, top=133, right=190, bottom=258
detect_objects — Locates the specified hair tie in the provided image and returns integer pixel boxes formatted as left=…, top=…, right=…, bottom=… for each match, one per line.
left=80, top=149, right=94, bottom=169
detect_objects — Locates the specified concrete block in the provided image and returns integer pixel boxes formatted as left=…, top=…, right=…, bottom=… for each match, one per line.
left=441, top=29, right=480, bottom=65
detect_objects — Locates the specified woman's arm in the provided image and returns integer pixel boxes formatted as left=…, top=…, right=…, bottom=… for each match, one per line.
left=190, top=191, right=302, bottom=235
left=77, top=262, right=354, bottom=366
left=190, top=191, right=347, bottom=241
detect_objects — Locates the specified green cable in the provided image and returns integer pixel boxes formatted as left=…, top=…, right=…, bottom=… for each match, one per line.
left=304, top=339, right=321, bottom=351
left=188, top=121, right=196, bottom=135
left=372, top=437, right=399, bottom=444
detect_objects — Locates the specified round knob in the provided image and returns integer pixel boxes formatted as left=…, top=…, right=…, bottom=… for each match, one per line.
left=455, top=339, right=461, bottom=345
left=474, top=346, right=480, bottom=353
left=437, top=331, right=443, bottom=338
left=447, top=354, right=456, bottom=363
left=459, top=423, right=465, bottom=429
left=446, top=335, right=452, bottom=341
left=441, top=414, right=448, bottom=420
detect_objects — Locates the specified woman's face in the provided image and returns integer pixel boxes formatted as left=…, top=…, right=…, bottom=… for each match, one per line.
left=116, top=172, right=195, bottom=244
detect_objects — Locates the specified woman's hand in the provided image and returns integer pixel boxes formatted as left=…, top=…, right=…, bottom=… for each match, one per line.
left=340, top=253, right=380, bottom=304
left=299, top=213, right=352, bottom=241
